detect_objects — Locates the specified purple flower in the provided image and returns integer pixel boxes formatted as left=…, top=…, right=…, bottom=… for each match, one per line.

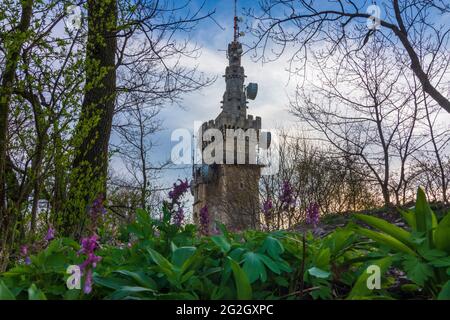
left=306, top=202, right=320, bottom=227
left=20, top=245, right=28, bottom=256
left=279, top=180, right=295, bottom=210
left=168, top=179, right=190, bottom=226
left=20, top=245, right=31, bottom=265
left=84, top=269, right=93, bottom=294
left=168, top=179, right=190, bottom=206
left=90, top=194, right=107, bottom=228
left=173, top=207, right=185, bottom=226
left=44, top=226, right=55, bottom=241
left=79, top=235, right=100, bottom=258
left=262, top=198, right=273, bottom=229
left=78, top=234, right=102, bottom=294
left=199, top=205, right=210, bottom=235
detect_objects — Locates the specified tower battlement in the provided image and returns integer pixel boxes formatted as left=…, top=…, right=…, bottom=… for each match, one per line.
left=201, top=114, right=261, bottom=132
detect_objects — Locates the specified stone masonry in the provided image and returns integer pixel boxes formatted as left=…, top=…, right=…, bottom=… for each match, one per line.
left=192, top=36, right=263, bottom=232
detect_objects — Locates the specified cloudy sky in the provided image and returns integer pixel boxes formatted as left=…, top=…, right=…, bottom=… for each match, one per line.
left=111, top=0, right=299, bottom=192
left=110, top=0, right=450, bottom=211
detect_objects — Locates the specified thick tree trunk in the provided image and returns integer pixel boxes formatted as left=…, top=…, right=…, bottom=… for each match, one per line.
left=63, top=0, right=117, bottom=237
left=0, top=0, right=34, bottom=272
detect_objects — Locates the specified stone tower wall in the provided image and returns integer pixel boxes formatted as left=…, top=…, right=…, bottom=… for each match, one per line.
left=193, top=164, right=261, bottom=232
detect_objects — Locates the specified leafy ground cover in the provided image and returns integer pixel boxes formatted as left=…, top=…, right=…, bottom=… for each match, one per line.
left=0, top=188, right=449, bottom=300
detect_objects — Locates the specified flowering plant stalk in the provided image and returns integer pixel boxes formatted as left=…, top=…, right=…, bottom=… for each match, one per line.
left=78, top=234, right=102, bottom=294
left=199, top=205, right=210, bottom=235
left=262, top=198, right=273, bottom=230
left=167, top=179, right=190, bottom=226
left=78, top=194, right=107, bottom=294
left=306, top=202, right=320, bottom=228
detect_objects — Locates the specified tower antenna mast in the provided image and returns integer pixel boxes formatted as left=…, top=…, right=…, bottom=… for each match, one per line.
left=233, top=0, right=238, bottom=42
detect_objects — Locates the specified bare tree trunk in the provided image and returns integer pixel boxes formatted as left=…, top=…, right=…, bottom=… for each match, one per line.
left=424, top=94, right=448, bottom=204
left=391, top=0, right=450, bottom=114
left=139, top=112, right=147, bottom=210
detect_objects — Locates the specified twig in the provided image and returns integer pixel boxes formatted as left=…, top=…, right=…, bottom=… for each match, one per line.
left=280, top=286, right=320, bottom=299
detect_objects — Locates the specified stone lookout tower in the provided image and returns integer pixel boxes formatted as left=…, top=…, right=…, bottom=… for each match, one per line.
left=192, top=6, right=265, bottom=232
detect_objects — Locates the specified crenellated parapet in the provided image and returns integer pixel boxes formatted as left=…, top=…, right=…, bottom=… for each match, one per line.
left=201, top=114, right=261, bottom=133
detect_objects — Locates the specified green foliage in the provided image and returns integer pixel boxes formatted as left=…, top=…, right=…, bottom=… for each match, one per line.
left=228, top=257, right=252, bottom=299
left=352, top=187, right=450, bottom=298
left=434, top=213, right=450, bottom=254
left=0, top=188, right=448, bottom=300
left=347, top=256, right=393, bottom=300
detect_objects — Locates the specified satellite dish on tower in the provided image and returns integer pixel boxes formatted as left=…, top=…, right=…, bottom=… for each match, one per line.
left=246, top=83, right=258, bottom=100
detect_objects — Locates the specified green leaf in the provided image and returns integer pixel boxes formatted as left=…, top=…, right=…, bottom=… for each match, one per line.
left=261, top=236, right=284, bottom=259
left=399, top=209, right=416, bottom=231
left=28, top=284, right=47, bottom=300
left=94, top=275, right=135, bottom=290
left=44, top=252, right=67, bottom=271
left=438, top=281, right=450, bottom=300
left=275, top=258, right=292, bottom=273
left=242, top=252, right=267, bottom=283
left=415, top=187, right=433, bottom=235
left=211, top=235, right=231, bottom=253
left=180, top=270, right=196, bottom=284
left=154, top=292, right=198, bottom=300
left=274, top=276, right=289, bottom=287
left=402, top=256, right=434, bottom=286
left=216, top=222, right=231, bottom=240
left=229, top=247, right=245, bottom=261
left=434, top=213, right=450, bottom=254
left=352, top=225, right=417, bottom=256
left=315, top=248, right=331, bottom=269
left=162, top=204, right=171, bottom=224
left=310, top=280, right=332, bottom=300
left=114, top=270, right=157, bottom=290
left=308, top=267, right=331, bottom=279
left=354, top=214, right=414, bottom=248
left=323, top=228, right=355, bottom=256
left=110, top=286, right=156, bottom=299
left=257, top=254, right=281, bottom=274
left=430, top=257, right=450, bottom=268
left=180, top=250, right=201, bottom=275
left=347, top=256, right=392, bottom=300
left=418, top=247, right=446, bottom=261
left=136, top=208, right=152, bottom=226
left=171, top=246, right=196, bottom=268
left=228, top=257, right=252, bottom=299
left=147, top=247, right=173, bottom=270
left=0, top=280, right=15, bottom=300
left=146, top=247, right=176, bottom=280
